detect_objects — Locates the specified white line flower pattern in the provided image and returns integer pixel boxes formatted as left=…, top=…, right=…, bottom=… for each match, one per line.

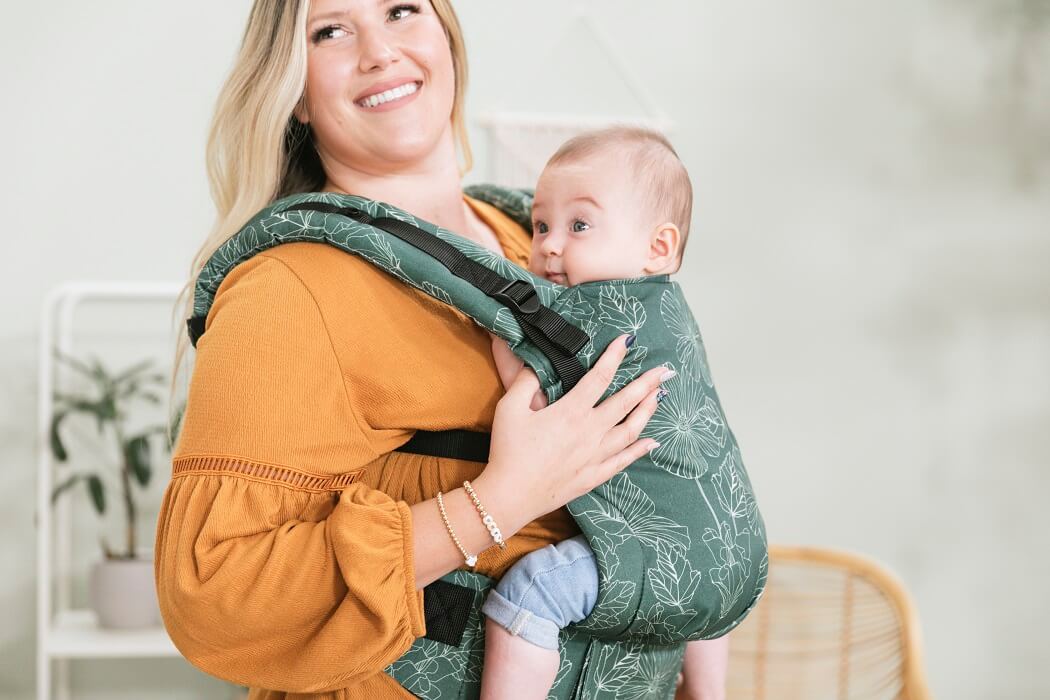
left=194, top=186, right=767, bottom=699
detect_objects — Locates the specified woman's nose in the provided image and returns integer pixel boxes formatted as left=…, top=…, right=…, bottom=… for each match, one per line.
left=357, top=27, right=398, bottom=72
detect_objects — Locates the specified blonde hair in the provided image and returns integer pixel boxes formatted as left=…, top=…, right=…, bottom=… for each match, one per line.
left=167, top=0, right=473, bottom=444
left=546, top=125, right=693, bottom=271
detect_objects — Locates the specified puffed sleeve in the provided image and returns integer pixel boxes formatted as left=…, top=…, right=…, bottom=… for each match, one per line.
left=154, top=252, right=425, bottom=694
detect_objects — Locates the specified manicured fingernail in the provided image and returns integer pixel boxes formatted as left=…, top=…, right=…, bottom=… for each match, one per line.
left=625, top=334, right=636, bottom=348
left=656, top=389, right=669, bottom=403
left=648, top=441, right=661, bottom=452
left=659, top=368, right=676, bottom=382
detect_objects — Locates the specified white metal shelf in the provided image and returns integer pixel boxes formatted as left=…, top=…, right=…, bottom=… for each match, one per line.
left=47, top=609, right=180, bottom=659
left=37, top=281, right=186, bottom=700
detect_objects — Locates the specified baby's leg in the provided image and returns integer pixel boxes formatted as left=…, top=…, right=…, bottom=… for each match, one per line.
left=481, top=618, right=559, bottom=699
left=677, top=635, right=730, bottom=700
left=480, top=534, right=598, bottom=700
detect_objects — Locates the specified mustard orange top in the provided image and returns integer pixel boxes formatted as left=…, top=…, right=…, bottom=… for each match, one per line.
left=154, top=195, right=581, bottom=699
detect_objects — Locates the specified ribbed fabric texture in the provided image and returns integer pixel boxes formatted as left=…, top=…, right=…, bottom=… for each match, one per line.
left=154, top=196, right=581, bottom=699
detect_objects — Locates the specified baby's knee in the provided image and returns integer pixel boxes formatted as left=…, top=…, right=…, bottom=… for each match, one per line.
left=493, top=536, right=599, bottom=626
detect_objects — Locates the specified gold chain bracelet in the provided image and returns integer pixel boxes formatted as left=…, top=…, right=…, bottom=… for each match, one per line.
left=436, top=490, right=478, bottom=568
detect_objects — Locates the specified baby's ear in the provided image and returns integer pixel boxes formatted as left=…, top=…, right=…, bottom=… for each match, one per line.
left=645, top=222, right=681, bottom=273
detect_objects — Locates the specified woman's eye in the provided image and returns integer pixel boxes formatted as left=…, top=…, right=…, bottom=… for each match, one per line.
left=389, top=4, right=420, bottom=21
left=571, top=220, right=590, bottom=233
left=312, top=25, right=348, bottom=43
left=533, top=222, right=548, bottom=234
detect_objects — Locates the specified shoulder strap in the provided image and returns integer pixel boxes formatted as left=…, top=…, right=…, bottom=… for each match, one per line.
left=187, top=188, right=590, bottom=393
left=462, top=183, right=535, bottom=233
left=277, top=201, right=589, bottom=392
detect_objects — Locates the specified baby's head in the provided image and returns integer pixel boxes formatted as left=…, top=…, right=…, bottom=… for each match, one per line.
left=528, top=126, right=693, bottom=287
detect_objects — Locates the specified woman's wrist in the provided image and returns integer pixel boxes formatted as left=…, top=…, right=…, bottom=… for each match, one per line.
left=469, top=470, right=529, bottom=540
left=410, top=471, right=529, bottom=589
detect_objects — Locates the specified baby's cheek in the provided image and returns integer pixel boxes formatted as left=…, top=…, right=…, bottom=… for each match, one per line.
left=527, top=252, right=545, bottom=277
left=566, top=260, right=600, bottom=286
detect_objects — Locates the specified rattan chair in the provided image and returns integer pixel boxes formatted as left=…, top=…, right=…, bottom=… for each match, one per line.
left=722, top=545, right=934, bottom=700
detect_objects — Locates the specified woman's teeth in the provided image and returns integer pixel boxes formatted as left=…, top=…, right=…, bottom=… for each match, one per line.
left=357, top=82, right=419, bottom=108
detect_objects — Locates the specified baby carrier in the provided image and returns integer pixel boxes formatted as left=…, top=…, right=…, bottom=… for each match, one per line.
left=187, top=185, right=768, bottom=699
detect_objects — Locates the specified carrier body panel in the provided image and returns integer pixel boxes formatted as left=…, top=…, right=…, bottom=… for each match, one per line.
left=188, top=186, right=768, bottom=699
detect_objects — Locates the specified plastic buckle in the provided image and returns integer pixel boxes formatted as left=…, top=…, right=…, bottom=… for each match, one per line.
left=493, top=279, right=541, bottom=314
left=343, top=207, right=371, bottom=223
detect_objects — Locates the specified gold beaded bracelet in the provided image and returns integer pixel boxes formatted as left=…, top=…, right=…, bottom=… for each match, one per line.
left=462, top=480, right=507, bottom=550
left=436, top=490, right=478, bottom=568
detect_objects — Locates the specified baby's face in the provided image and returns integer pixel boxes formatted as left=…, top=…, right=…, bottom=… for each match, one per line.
left=528, top=150, right=654, bottom=287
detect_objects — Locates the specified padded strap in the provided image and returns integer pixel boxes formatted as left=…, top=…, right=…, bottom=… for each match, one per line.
left=279, top=202, right=590, bottom=393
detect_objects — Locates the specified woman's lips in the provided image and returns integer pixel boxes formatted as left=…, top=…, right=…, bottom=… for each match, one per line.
left=355, top=81, right=422, bottom=112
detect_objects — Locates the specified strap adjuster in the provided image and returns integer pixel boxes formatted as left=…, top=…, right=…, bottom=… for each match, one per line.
left=493, top=279, right=541, bottom=314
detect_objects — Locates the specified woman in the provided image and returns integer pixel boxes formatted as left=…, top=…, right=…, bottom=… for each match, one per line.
left=156, top=1, right=672, bottom=698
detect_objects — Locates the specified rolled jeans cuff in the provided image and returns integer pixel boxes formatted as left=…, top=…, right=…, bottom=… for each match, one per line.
left=481, top=589, right=562, bottom=650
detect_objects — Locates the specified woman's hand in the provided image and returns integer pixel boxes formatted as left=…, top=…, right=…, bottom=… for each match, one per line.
left=477, top=333, right=669, bottom=533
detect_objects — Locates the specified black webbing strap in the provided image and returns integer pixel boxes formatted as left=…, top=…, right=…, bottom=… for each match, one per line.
left=400, top=429, right=491, bottom=646
left=279, top=202, right=590, bottom=392
left=187, top=316, right=205, bottom=346
left=394, top=429, right=490, bottom=463
left=422, top=579, right=475, bottom=647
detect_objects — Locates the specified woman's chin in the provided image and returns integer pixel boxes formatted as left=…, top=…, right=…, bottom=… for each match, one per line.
left=373, top=132, right=443, bottom=165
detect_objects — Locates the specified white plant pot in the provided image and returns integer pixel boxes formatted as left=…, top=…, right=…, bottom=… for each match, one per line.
left=89, top=553, right=160, bottom=629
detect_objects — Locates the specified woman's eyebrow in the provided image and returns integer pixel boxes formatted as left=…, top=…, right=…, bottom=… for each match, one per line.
left=310, top=0, right=393, bottom=23
left=308, top=9, right=350, bottom=27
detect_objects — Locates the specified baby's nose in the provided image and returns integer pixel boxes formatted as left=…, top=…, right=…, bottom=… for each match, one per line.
left=539, top=236, right=562, bottom=255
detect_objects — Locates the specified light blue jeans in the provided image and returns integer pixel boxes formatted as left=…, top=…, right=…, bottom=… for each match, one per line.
left=480, top=534, right=598, bottom=650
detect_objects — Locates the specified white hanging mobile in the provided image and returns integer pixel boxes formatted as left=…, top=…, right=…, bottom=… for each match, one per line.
left=476, top=5, right=673, bottom=188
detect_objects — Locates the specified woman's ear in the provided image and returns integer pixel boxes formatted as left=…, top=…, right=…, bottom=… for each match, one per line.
left=293, top=98, right=310, bottom=125
left=643, top=222, right=681, bottom=274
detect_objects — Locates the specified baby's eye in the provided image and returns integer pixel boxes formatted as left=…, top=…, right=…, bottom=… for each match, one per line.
left=571, top=219, right=590, bottom=233
left=533, top=221, right=548, bottom=234
left=312, top=25, right=349, bottom=43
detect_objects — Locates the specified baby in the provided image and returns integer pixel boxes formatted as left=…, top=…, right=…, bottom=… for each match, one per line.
left=480, top=126, right=729, bottom=699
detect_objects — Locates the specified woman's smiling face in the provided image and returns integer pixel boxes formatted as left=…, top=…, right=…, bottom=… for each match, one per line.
left=299, top=0, right=455, bottom=173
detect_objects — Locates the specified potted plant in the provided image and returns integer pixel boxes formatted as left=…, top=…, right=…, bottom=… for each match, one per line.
left=48, top=351, right=177, bottom=629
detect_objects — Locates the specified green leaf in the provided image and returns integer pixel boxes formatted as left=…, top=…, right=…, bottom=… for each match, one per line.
left=116, top=380, right=140, bottom=398
left=87, top=474, right=106, bottom=515
left=125, top=435, right=152, bottom=487
left=51, top=395, right=113, bottom=436
left=52, top=350, right=101, bottom=382
left=97, top=395, right=117, bottom=433
left=87, top=356, right=109, bottom=384
left=51, top=474, right=82, bottom=503
left=111, top=358, right=154, bottom=385
left=49, top=411, right=69, bottom=462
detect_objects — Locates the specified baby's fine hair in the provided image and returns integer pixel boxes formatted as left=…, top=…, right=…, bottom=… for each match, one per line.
left=546, top=125, right=693, bottom=268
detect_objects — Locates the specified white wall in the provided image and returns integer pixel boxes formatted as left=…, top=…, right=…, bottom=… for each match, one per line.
left=1, top=1, right=1047, bottom=698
